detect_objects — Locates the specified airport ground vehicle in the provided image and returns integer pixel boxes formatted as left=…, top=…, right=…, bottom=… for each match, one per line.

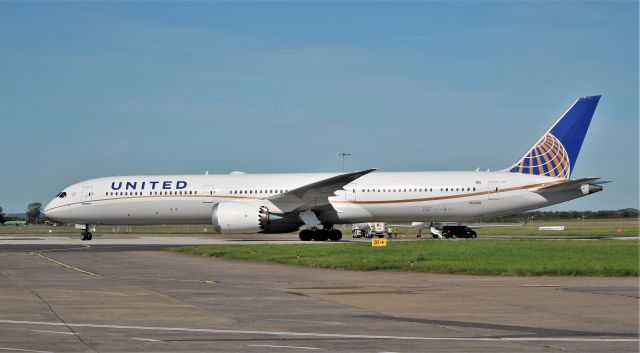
left=442, top=226, right=477, bottom=239
left=352, top=223, right=386, bottom=238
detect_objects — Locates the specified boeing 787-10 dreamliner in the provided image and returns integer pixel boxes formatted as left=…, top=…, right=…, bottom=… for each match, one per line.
left=45, top=96, right=603, bottom=241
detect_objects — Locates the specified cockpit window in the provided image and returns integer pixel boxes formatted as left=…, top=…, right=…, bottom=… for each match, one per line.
left=56, top=192, right=67, bottom=198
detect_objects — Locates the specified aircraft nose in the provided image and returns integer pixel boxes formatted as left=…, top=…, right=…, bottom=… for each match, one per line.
left=43, top=200, right=58, bottom=219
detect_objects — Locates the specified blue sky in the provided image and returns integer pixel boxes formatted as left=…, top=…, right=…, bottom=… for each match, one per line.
left=0, top=1, right=637, bottom=213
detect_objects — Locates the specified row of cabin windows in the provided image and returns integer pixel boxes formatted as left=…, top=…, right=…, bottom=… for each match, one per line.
left=228, top=189, right=288, bottom=195
left=105, top=187, right=478, bottom=197
left=106, top=190, right=198, bottom=196
left=358, top=187, right=477, bottom=193
left=104, top=189, right=290, bottom=197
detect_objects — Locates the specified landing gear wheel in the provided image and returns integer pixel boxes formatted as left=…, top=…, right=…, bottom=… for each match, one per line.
left=299, top=229, right=313, bottom=241
left=80, top=232, right=87, bottom=241
left=86, top=232, right=92, bottom=241
left=312, top=230, right=329, bottom=242
left=329, top=229, right=342, bottom=242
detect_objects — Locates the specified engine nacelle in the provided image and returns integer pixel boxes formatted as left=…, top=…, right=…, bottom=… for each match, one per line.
left=211, top=202, right=281, bottom=234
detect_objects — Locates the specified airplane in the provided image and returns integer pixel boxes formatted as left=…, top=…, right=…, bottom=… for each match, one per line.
left=44, top=96, right=604, bottom=241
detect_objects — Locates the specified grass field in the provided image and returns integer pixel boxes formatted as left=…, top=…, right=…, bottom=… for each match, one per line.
left=169, top=240, right=640, bottom=277
left=0, top=219, right=638, bottom=236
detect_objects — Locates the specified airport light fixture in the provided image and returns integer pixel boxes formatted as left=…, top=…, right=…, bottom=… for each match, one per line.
left=337, top=152, right=352, bottom=172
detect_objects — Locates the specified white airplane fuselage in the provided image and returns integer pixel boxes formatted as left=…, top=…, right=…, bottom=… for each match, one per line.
left=43, top=171, right=595, bottom=227
left=43, top=96, right=604, bottom=238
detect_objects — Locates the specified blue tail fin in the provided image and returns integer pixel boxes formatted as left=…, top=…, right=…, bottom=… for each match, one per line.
left=506, top=95, right=600, bottom=178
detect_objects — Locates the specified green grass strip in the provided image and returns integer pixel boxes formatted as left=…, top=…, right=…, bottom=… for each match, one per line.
left=168, top=240, right=640, bottom=277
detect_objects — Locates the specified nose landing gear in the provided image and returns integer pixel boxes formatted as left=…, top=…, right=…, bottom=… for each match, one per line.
left=80, top=231, right=93, bottom=241
left=77, top=224, right=93, bottom=241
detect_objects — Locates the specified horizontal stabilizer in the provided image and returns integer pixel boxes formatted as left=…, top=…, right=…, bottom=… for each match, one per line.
left=534, top=177, right=600, bottom=194
left=593, top=180, right=613, bottom=185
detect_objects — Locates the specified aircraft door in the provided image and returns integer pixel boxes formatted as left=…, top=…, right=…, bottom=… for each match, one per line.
left=81, top=186, right=93, bottom=204
left=203, top=185, right=215, bottom=203
left=488, top=181, right=500, bottom=200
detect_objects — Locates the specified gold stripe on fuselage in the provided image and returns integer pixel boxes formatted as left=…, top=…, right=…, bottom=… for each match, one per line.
left=47, top=179, right=569, bottom=211
left=332, top=179, right=567, bottom=205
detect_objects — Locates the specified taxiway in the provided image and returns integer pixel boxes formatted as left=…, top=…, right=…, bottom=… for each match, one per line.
left=0, top=234, right=637, bottom=352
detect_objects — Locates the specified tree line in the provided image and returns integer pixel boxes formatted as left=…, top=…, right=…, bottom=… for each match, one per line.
left=484, top=208, right=639, bottom=223
left=0, top=203, right=43, bottom=224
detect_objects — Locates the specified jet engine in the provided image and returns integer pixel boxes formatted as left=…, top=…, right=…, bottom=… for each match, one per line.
left=211, top=202, right=283, bottom=234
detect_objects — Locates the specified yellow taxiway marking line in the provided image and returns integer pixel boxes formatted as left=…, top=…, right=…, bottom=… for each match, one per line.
left=28, top=251, right=215, bottom=283
left=29, top=252, right=101, bottom=277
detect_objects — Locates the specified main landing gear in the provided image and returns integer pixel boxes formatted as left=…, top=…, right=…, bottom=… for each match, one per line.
left=299, top=226, right=342, bottom=242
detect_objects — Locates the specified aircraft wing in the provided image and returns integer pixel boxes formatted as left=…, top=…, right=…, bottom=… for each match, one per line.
left=534, top=177, right=601, bottom=194
left=268, top=168, right=377, bottom=213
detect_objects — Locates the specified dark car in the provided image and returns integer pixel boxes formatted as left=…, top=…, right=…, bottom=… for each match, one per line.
left=442, top=226, right=477, bottom=239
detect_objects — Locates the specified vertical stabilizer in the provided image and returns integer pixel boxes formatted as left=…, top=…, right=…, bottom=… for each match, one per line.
left=506, top=96, right=600, bottom=178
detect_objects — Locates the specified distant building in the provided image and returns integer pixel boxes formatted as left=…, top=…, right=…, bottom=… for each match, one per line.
left=3, top=220, right=26, bottom=226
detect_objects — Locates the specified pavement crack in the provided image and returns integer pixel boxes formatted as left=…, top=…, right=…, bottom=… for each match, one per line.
left=30, top=289, right=100, bottom=353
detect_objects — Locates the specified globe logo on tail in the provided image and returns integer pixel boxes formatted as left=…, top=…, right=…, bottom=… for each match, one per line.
left=509, top=133, right=570, bottom=178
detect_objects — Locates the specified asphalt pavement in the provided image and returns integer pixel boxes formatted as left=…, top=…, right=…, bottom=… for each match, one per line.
left=0, top=234, right=637, bottom=353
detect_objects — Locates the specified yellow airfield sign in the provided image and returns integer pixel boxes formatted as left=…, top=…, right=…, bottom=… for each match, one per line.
left=372, top=238, right=387, bottom=247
